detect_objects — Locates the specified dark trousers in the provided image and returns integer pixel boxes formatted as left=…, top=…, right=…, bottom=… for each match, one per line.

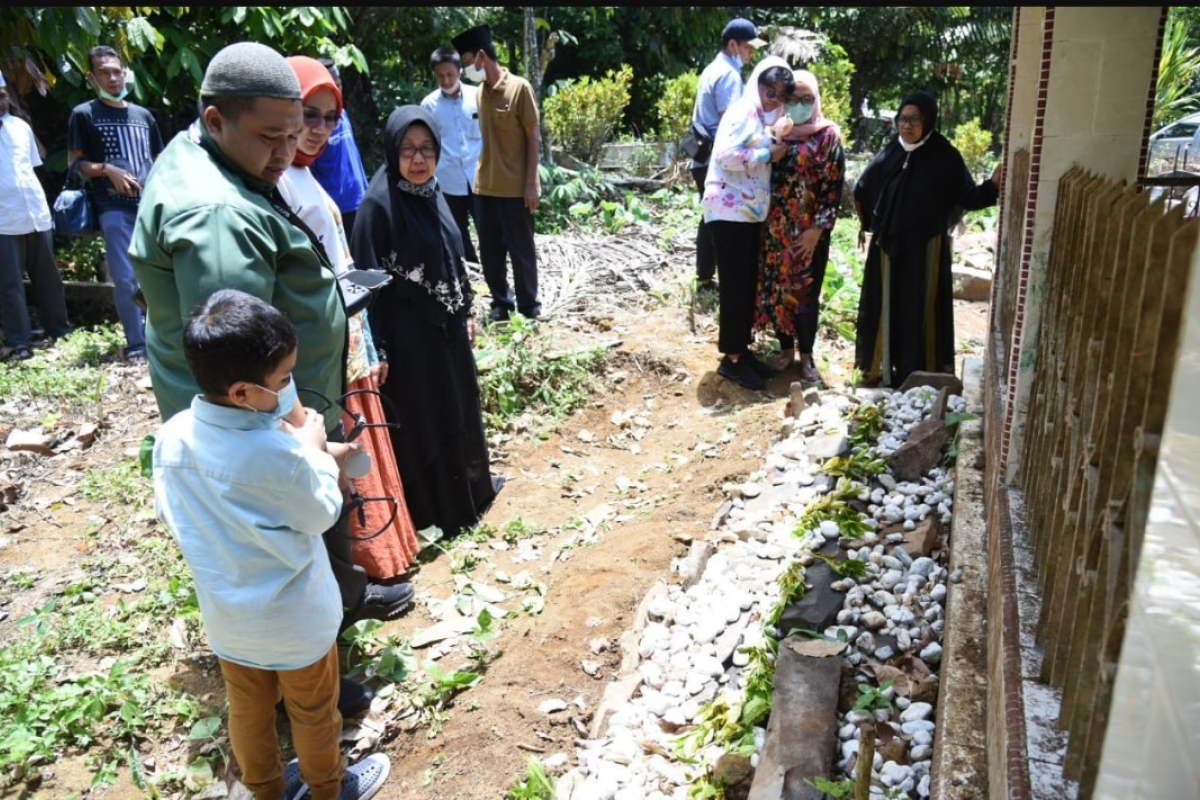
left=444, top=191, right=480, bottom=266
left=777, top=236, right=831, bottom=354
left=0, top=230, right=71, bottom=349
left=691, top=164, right=716, bottom=283
left=709, top=220, right=762, bottom=356
left=324, top=423, right=368, bottom=612
left=477, top=195, right=539, bottom=315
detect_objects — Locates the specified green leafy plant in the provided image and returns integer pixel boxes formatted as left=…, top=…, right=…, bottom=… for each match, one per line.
left=796, top=481, right=871, bottom=539
left=474, top=315, right=607, bottom=430
left=655, top=71, right=699, bottom=153
left=808, top=776, right=856, bottom=799
left=766, top=560, right=808, bottom=628
left=506, top=757, right=556, bottom=800
left=543, top=64, right=634, bottom=165
left=78, top=459, right=147, bottom=507
left=60, top=325, right=125, bottom=366
left=1154, top=12, right=1200, bottom=128
left=811, top=552, right=868, bottom=581
left=54, top=236, right=108, bottom=282
left=808, top=41, right=856, bottom=150
left=848, top=402, right=885, bottom=449
left=852, top=678, right=896, bottom=714
left=949, top=117, right=995, bottom=180
left=820, top=452, right=886, bottom=482
left=340, top=619, right=414, bottom=685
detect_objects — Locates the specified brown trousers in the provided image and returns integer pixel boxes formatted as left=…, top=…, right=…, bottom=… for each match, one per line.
left=218, top=645, right=344, bottom=800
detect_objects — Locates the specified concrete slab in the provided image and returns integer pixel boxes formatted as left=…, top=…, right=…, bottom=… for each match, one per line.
left=748, top=643, right=842, bottom=800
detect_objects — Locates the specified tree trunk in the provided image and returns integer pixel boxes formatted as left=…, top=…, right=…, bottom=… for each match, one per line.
left=524, top=7, right=553, bottom=165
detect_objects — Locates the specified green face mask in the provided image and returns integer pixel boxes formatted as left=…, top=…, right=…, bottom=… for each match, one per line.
left=787, top=102, right=814, bottom=124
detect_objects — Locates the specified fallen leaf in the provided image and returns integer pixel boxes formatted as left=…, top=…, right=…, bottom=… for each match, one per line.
left=638, top=740, right=671, bottom=757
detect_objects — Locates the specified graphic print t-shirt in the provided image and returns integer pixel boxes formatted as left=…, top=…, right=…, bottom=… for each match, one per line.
left=68, top=99, right=164, bottom=210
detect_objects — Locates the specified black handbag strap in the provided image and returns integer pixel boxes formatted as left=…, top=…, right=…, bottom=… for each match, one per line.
left=62, top=159, right=89, bottom=191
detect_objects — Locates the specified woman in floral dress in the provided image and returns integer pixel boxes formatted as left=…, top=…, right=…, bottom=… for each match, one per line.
left=755, top=69, right=844, bottom=382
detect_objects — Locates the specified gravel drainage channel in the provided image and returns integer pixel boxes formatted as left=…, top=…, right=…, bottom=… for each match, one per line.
left=554, top=362, right=987, bottom=800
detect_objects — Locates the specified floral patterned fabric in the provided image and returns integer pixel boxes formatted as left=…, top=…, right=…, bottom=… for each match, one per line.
left=701, top=94, right=777, bottom=224
left=754, top=127, right=844, bottom=339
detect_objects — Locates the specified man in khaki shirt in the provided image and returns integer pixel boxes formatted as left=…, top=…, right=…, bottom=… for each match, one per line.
left=452, top=24, right=542, bottom=321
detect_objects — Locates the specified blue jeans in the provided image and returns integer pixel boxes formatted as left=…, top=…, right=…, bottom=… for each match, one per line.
left=0, top=230, right=71, bottom=349
left=98, top=205, right=145, bottom=352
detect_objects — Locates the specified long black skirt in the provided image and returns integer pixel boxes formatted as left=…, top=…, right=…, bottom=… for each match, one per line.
left=854, top=232, right=957, bottom=388
left=373, top=294, right=497, bottom=537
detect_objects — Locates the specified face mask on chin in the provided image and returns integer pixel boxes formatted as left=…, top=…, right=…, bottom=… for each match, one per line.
left=463, top=57, right=486, bottom=83
left=96, top=84, right=130, bottom=102
left=443, top=79, right=462, bottom=96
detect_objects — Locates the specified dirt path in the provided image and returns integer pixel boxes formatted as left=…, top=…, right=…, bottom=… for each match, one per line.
left=0, top=247, right=990, bottom=798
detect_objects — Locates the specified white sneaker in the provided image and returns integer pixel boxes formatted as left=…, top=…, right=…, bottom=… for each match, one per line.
left=340, top=753, right=391, bottom=800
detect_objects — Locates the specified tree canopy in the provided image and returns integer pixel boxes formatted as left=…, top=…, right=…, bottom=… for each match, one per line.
left=2, top=6, right=1015, bottom=176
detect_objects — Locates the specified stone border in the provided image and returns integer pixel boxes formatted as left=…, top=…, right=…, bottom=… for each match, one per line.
left=930, top=357, right=991, bottom=799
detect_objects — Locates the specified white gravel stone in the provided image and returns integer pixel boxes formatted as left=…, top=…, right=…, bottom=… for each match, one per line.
left=910, top=744, right=933, bottom=761
left=920, top=642, right=943, bottom=662
left=900, top=702, right=934, bottom=722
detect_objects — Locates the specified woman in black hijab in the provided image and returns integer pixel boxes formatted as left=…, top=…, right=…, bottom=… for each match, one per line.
left=350, top=105, right=500, bottom=537
left=853, top=91, right=1002, bottom=388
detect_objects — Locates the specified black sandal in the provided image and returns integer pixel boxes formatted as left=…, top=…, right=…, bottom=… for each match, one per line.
left=1, top=346, right=33, bottom=362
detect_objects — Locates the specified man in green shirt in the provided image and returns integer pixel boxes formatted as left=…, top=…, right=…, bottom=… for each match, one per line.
left=130, top=42, right=411, bottom=715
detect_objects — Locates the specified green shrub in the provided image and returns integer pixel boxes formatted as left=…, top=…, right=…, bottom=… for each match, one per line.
left=55, top=236, right=107, bottom=282
left=950, top=118, right=995, bottom=179
left=655, top=71, right=699, bottom=152
left=809, top=42, right=855, bottom=150
left=543, top=64, right=633, bottom=165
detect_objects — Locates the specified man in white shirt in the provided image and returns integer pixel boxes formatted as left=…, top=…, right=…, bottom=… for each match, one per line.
left=421, top=47, right=482, bottom=266
left=0, top=73, right=71, bottom=361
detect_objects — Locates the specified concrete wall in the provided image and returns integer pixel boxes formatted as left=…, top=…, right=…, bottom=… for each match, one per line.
left=998, top=6, right=1164, bottom=482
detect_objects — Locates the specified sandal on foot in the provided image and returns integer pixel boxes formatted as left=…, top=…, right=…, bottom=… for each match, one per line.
left=769, top=351, right=796, bottom=372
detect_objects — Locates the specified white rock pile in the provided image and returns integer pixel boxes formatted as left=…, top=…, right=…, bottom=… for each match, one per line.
left=554, top=386, right=963, bottom=800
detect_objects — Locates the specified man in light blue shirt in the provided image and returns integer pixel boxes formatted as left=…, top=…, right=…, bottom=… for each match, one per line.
left=689, top=18, right=765, bottom=292
left=421, top=47, right=482, bottom=265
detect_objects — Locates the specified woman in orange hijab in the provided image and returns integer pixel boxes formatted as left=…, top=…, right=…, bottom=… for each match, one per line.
left=281, top=56, right=421, bottom=590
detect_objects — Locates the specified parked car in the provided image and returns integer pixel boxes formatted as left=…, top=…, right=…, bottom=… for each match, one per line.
left=1149, top=111, right=1200, bottom=166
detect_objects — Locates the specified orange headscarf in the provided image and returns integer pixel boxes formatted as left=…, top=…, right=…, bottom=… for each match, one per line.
left=285, top=55, right=343, bottom=168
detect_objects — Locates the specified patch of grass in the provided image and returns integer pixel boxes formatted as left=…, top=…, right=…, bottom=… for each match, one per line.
left=77, top=458, right=148, bottom=507
left=59, top=325, right=125, bottom=366
left=822, top=224, right=865, bottom=343
left=506, top=758, right=556, bottom=800
left=0, top=633, right=205, bottom=790
left=0, top=361, right=107, bottom=416
left=474, top=315, right=607, bottom=431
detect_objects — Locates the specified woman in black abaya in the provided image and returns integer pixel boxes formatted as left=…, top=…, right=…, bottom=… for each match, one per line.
left=853, top=91, right=1002, bottom=388
left=350, top=105, right=500, bottom=537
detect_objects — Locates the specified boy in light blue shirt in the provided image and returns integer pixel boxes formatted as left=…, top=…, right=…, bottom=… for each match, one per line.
left=153, top=289, right=390, bottom=800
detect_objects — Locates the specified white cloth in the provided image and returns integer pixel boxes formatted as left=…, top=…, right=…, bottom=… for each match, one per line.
left=420, top=84, right=482, bottom=197
left=279, top=165, right=351, bottom=274
left=0, top=113, right=52, bottom=235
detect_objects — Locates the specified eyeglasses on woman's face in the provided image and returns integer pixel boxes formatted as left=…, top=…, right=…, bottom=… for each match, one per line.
left=896, top=115, right=924, bottom=128
left=398, top=144, right=438, bottom=160
left=303, top=109, right=341, bottom=130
